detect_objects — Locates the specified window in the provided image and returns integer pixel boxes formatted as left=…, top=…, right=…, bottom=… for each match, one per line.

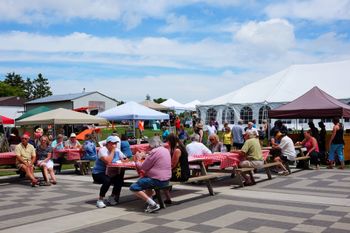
left=224, top=107, right=235, bottom=124
left=258, top=106, right=271, bottom=124
left=240, top=106, right=252, bottom=124
left=206, top=108, right=217, bottom=124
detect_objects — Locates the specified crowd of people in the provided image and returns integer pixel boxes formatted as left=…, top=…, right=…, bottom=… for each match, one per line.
left=9, top=115, right=346, bottom=213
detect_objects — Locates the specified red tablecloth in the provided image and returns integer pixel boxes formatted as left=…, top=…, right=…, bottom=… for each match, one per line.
left=130, top=143, right=169, bottom=154
left=0, top=152, right=16, bottom=165
left=108, top=161, right=136, bottom=169
left=189, top=152, right=241, bottom=169
left=53, top=149, right=81, bottom=160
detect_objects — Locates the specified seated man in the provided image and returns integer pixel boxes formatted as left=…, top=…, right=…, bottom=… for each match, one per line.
left=237, top=131, right=264, bottom=185
left=271, top=131, right=295, bottom=174
left=130, top=136, right=171, bottom=213
left=186, top=134, right=212, bottom=156
left=65, top=133, right=81, bottom=149
left=15, top=132, right=38, bottom=187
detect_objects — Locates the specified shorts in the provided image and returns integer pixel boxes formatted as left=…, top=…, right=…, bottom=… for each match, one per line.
left=129, top=177, right=169, bottom=192
left=37, top=160, right=54, bottom=169
left=239, top=160, right=264, bottom=169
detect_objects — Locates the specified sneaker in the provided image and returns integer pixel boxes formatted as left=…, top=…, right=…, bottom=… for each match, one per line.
left=145, top=203, right=160, bottom=213
left=96, top=200, right=106, bottom=208
left=106, top=196, right=118, bottom=206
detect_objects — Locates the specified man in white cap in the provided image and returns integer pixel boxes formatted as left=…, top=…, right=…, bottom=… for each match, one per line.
left=92, top=136, right=127, bottom=208
left=65, top=133, right=81, bottom=149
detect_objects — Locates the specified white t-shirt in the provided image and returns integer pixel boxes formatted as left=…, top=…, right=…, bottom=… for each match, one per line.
left=279, top=136, right=296, bottom=161
left=207, top=125, right=217, bottom=136
left=245, top=127, right=259, bottom=137
left=186, top=142, right=212, bottom=156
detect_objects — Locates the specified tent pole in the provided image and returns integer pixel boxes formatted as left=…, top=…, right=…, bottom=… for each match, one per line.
left=133, top=120, right=136, bottom=138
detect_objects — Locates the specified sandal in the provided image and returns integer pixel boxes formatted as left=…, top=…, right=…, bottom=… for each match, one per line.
left=50, top=180, right=57, bottom=185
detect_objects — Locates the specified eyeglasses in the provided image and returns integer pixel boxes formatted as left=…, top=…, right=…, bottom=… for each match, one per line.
left=21, top=138, right=29, bottom=140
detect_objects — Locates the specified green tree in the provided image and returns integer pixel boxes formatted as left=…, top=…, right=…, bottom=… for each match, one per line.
left=32, top=73, right=52, bottom=99
left=4, top=72, right=25, bottom=90
left=24, top=78, right=34, bottom=100
left=0, top=82, right=24, bottom=97
left=153, top=98, right=167, bottom=104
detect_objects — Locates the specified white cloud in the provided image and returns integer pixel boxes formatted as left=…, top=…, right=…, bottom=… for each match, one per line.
left=235, top=18, right=295, bottom=52
left=159, top=14, right=192, bottom=33
left=265, top=0, right=350, bottom=21
left=0, top=0, right=245, bottom=28
left=48, top=71, right=263, bottom=103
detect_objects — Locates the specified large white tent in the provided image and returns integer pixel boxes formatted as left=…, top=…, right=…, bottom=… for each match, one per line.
left=184, top=100, right=201, bottom=111
left=198, top=60, right=350, bottom=126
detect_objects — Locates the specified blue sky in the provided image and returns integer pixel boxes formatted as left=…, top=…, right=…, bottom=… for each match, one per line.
left=0, top=0, right=350, bottom=103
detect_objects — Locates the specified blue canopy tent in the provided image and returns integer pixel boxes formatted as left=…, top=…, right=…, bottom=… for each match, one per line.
left=98, top=101, right=169, bottom=136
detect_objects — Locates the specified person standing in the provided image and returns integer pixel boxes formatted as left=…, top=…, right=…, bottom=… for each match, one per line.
left=222, top=126, right=233, bottom=152
left=318, top=121, right=327, bottom=164
left=232, top=120, right=245, bottom=149
left=328, top=118, right=345, bottom=169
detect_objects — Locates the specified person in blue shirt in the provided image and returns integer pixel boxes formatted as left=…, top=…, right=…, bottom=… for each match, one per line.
left=92, top=136, right=127, bottom=208
left=162, top=126, right=170, bottom=142
left=120, top=134, right=132, bottom=158
left=81, top=134, right=97, bottom=161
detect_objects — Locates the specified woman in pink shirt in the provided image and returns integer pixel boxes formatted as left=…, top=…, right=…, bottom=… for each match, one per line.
left=297, top=130, right=320, bottom=169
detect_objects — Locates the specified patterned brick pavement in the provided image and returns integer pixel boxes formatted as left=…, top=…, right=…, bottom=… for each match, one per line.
left=0, top=169, right=349, bottom=233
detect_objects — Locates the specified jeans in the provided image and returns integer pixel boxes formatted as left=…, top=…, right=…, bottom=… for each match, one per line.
left=129, top=177, right=169, bottom=192
left=328, top=144, right=344, bottom=161
left=92, top=170, right=125, bottom=199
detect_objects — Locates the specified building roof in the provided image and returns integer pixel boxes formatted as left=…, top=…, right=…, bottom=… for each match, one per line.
left=26, top=92, right=96, bottom=104
left=201, top=60, right=350, bottom=105
left=0, top=96, right=25, bottom=106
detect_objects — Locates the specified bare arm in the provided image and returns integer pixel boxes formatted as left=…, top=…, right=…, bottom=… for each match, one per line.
left=306, top=137, right=318, bottom=156
left=171, top=148, right=181, bottom=169
left=328, top=124, right=338, bottom=148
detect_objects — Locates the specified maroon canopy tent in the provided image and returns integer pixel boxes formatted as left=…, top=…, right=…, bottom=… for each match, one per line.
left=268, top=86, right=350, bottom=119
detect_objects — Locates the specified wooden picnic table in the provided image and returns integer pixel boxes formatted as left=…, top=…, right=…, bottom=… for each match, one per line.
left=0, top=151, right=16, bottom=165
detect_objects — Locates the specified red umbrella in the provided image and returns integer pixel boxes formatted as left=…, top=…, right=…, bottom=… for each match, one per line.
left=0, top=115, right=15, bottom=124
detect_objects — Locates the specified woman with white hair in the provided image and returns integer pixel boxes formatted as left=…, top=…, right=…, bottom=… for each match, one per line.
left=130, top=136, right=171, bottom=213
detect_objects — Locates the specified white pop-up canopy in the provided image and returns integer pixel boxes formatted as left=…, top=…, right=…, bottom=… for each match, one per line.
left=98, top=101, right=169, bottom=121
left=161, top=98, right=187, bottom=111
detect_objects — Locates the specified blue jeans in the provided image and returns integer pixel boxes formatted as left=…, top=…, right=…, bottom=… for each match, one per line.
left=129, top=177, right=169, bottom=192
left=328, top=144, right=344, bottom=161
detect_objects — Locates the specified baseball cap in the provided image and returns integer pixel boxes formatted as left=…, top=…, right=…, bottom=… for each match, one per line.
left=106, top=136, right=118, bottom=143
left=70, top=133, right=77, bottom=138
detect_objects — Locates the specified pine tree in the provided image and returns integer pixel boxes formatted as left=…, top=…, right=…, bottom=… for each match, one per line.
left=32, top=73, right=52, bottom=99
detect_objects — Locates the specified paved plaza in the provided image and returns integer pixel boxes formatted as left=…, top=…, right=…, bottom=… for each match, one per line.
left=0, top=169, right=349, bottom=233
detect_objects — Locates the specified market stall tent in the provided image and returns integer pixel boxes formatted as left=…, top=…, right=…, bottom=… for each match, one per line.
left=139, top=100, right=169, bottom=111
left=16, top=106, right=51, bottom=121
left=98, top=101, right=169, bottom=121
left=268, top=86, right=350, bottom=119
left=16, top=108, right=108, bottom=125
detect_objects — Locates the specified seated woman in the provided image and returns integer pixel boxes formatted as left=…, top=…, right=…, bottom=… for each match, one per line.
left=36, top=135, right=57, bottom=185
left=81, top=134, right=97, bottom=161
left=164, top=133, right=190, bottom=204
left=130, top=136, right=171, bottom=213
left=296, top=130, right=320, bottom=169
left=271, top=131, right=295, bottom=174
left=51, top=134, right=65, bottom=173
left=208, top=134, right=223, bottom=153
left=92, top=136, right=126, bottom=208
left=120, top=134, right=132, bottom=158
